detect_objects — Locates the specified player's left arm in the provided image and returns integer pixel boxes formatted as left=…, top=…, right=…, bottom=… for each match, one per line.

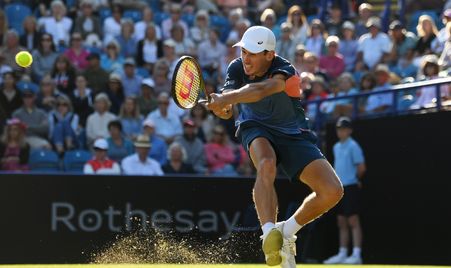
left=220, top=73, right=287, bottom=105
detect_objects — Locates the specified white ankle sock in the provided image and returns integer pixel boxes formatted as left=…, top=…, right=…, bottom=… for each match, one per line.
left=352, top=247, right=361, bottom=257
left=283, top=216, right=303, bottom=238
left=261, top=222, right=275, bottom=236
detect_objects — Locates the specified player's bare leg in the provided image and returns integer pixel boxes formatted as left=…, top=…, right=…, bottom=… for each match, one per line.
left=295, top=159, right=343, bottom=225
left=281, top=159, right=343, bottom=238
left=279, top=159, right=343, bottom=267
left=249, top=137, right=283, bottom=266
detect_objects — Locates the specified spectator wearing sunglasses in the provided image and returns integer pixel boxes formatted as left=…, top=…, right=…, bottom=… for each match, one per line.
left=48, top=95, right=79, bottom=155
left=146, top=92, right=182, bottom=145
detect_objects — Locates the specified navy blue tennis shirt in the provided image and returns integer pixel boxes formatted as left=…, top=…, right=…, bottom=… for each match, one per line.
left=222, top=55, right=309, bottom=135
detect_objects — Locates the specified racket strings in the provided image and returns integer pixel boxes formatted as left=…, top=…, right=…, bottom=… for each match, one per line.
left=174, top=60, right=202, bottom=108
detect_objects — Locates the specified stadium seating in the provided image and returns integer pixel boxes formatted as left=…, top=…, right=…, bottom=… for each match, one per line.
left=210, top=15, right=231, bottom=42
left=65, top=0, right=76, bottom=9
left=98, top=7, right=112, bottom=23
left=123, top=9, right=143, bottom=22
left=136, top=67, right=150, bottom=78
left=182, top=14, right=195, bottom=27
left=154, top=12, right=169, bottom=26
left=29, top=149, right=60, bottom=172
left=63, top=150, right=92, bottom=173
left=4, top=3, right=32, bottom=35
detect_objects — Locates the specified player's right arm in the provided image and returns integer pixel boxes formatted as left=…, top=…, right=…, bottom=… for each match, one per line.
left=208, top=58, right=287, bottom=114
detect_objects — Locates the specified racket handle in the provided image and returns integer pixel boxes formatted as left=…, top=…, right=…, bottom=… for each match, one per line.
left=198, top=99, right=208, bottom=104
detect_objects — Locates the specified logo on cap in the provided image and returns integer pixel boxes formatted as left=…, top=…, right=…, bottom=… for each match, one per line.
left=257, top=41, right=263, bottom=45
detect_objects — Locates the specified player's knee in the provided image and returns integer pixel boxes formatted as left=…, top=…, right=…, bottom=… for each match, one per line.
left=322, top=180, right=344, bottom=206
left=256, top=157, right=277, bottom=180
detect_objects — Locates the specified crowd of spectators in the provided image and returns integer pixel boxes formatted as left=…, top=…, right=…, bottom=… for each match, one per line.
left=0, top=0, right=450, bottom=174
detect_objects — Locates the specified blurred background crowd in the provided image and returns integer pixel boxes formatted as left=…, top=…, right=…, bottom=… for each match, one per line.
left=0, top=0, right=449, bottom=175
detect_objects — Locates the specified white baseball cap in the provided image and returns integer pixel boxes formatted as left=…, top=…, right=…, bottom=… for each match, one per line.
left=93, top=138, right=108, bottom=150
left=233, top=26, right=276, bottom=53
left=141, top=78, right=155, bottom=88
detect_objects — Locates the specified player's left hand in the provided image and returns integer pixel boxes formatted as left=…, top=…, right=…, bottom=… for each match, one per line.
left=206, top=93, right=232, bottom=118
left=206, top=93, right=228, bottom=112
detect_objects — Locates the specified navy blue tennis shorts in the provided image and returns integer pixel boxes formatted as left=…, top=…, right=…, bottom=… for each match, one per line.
left=237, top=121, right=325, bottom=183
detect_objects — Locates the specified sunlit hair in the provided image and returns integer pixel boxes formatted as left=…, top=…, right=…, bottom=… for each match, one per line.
left=56, top=94, right=73, bottom=112
left=167, top=142, right=187, bottom=162
left=359, top=72, right=377, bottom=90
left=287, top=5, right=307, bottom=27
left=1, top=120, right=26, bottom=146
left=260, top=8, right=277, bottom=23
left=121, top=19, right=135, bottom=35
left=51, top=0, right=67, bottom=16
left=22, top=16, right=37, bottom=32
left=145, top=23, right=157, bottom=41
left=416, top=15, right=439, bottom=37
left=338, top=72, right=355, bottom=88
left=308, top=19, right=327, bottom=39
left=194, top=9, right=210, bottom=27
left=421, top=54, right=440, bottom=76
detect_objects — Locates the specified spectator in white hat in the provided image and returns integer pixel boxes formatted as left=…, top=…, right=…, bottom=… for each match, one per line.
left=357, top=17, right=392, bottom=69
left=319, top=36, right=345, bottom=79
left=38, top=0, right=73, bottom=47
left=83, top=138, right=121, bottom=174
left=138, top=78, right=158, bottom=116
left=121, top=134, right=164, bottom=175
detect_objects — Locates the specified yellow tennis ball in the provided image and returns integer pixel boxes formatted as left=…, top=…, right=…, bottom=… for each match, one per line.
left=15, top=51, right=33, bottom=68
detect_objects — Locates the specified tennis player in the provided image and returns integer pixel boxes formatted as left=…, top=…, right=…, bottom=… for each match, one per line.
left=206, top=26, right=343, bottom=267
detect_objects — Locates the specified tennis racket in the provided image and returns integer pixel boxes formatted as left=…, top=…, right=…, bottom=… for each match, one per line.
left=171, top=56, right=209, bottom=109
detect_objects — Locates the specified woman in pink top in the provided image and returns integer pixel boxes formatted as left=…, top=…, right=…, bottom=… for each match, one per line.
left=64, top=32, right=90, bottom=71
left=204, top=125, right=238, bottom=176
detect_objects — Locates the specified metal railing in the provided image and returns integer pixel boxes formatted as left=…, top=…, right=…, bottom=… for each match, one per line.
left=304, top=77, right=451, bottom=132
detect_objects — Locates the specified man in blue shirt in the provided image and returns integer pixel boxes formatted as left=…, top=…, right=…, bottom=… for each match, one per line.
left=120, top=58, right=143, bottom=97
left=324, top=117, right=366, bottom=265
left=206, top=26, right=343, bottom=267
left=142, top=119, right=167, bottom=166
